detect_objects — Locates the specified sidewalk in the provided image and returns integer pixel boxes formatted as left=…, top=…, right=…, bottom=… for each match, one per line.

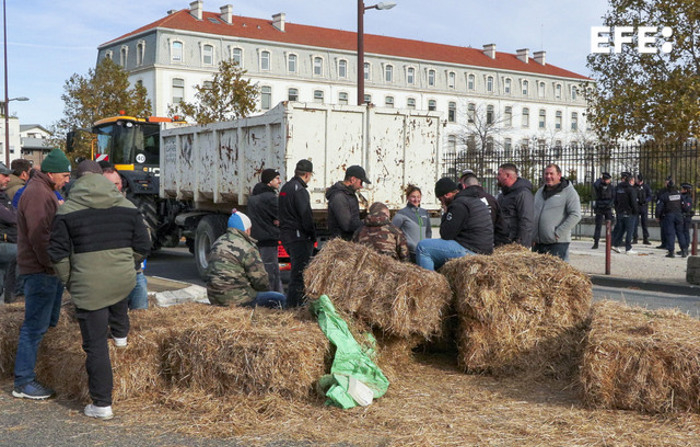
left=567, top=239, right=700, bottom=296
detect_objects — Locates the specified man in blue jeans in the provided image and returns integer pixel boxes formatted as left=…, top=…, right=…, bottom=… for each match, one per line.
left=13, top=148, right=71, bottom=400
left=416, top=178, right=494, bottom=270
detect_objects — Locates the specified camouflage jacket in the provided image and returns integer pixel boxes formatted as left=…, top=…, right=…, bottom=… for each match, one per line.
left=206, top=228, right=270, bottom=306
left=352, top=212, right=409, bottom=261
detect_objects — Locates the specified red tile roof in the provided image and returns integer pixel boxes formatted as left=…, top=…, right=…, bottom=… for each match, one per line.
left=101, top=9, right=589, bottom=80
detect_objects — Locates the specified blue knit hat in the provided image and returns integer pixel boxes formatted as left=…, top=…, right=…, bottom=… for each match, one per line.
left=227, top=209, right=252, bottom=231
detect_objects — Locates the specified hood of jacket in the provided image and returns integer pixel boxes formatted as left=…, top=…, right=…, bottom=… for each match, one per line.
left=363, top=211, right=391, bottom=227
left=252, top=182, right=276, bottom=196
left=501, top=177, right=533, bottom=195
left=61, top=173, right=134, bottom=211
left=542, top=178, right=570, bottom=200
left=325, top=181, right=355, bottom=201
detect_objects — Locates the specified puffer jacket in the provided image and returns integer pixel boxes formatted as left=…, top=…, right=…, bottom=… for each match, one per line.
left=497, top=177, right=534, bottom=247
left=247, top=182, right=280, bottom=247
left=326, top=181, right=362, bottom=240
left=48, top=174, right=151, bottom=311
left=441, top=187, right=494, bottom=254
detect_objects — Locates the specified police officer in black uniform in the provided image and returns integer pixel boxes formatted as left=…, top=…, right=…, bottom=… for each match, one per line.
left=633, top=174, right=652, bottom=245
left=679, top=183, right=694, bottom=255
left=591, top=172, right=614, bottom=249
left=656, top=179, right=687, bottom=258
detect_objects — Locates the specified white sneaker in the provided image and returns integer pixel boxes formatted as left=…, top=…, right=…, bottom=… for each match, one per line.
left=112, top=336, right=127, bottom=348
left=84, top=404, right=114, bottom=420
left=625, top=249, right=638, bottom=255
left=611, top=246, right=621, bottom=253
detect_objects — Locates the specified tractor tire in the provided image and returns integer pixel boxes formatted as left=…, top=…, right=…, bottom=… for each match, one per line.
left=127, top=193, right=161, bottom=251
left=194, top=215, right=228, bottom=281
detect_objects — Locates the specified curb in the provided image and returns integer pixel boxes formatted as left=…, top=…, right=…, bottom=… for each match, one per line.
left=589, top=274, right=700, bottom=297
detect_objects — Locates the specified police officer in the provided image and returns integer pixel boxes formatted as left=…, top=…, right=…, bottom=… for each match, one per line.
left=679, top=183, right=694, bottom=256
left=656, top=179, right=687, bottom=258
left=611, top=172, right=638, bottom=254
left=591, top=172, right=614, bottom=249
left=633, top=174, right=652, bottom=245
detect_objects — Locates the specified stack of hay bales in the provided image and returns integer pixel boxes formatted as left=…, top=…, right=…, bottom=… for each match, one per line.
left=580, top=300, right=700, bottom=413
left=304, top=239, right=452, bottom=359
left=441, top=250, right=592, bottom=378
left=0, top=302, right=25, bottom=377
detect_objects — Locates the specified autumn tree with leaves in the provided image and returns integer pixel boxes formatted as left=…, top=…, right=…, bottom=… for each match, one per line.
left=586, top=0, right=700, bottom=144
left=169, top=59, right=259, bottom=124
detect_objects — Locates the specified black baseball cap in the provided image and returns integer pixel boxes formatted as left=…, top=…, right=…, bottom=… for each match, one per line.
left=346, top=165, right=371, bottom=184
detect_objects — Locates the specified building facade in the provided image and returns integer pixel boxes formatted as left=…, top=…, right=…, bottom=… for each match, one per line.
left=97, top=1, right=594, bottom=162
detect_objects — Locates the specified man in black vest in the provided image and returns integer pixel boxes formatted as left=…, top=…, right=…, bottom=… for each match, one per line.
left=591, top=172, right=614, bottom=249
left=656, top=179, right=687, bottom=258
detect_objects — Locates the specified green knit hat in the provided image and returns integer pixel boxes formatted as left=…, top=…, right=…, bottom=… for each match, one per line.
left=41, top=149, right=71, bottom=173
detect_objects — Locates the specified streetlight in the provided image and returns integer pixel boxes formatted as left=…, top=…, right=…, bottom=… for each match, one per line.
left=3, top=96, right=28, bottom=166
left=357, top=1, right=396, bottom=106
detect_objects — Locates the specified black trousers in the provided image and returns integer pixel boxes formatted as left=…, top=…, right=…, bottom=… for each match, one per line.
left=282, top=240, right=314, bottom=308
left=635, top=205, right=649, bottom=240
left=76, top=298, right=129, bottom=407
left=593, top=208, right=613, bottom=242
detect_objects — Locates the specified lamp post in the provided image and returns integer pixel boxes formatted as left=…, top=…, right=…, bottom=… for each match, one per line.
left=357, top=1, right=396, bottom=106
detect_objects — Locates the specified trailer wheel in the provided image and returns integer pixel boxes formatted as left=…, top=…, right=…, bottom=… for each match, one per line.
left=126, top=191, right=161, bottom=251
left=194, top=215, right=228, bottom=280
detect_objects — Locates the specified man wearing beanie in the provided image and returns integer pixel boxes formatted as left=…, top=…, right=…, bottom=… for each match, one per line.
left=13, top=148, right=72, bottom=400
left=247, top=168, right=283, bottom=293
left=415, top=177, right=493, bottom=271
left=206, top=210, right=286, bottom=308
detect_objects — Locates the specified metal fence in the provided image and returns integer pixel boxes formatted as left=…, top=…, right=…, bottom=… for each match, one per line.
left=442, top=141, right=700, bottom=216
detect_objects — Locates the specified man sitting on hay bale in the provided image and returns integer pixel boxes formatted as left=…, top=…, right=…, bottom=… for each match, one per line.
left=206, top=210, right=286, bottom=309
left=415, top=177, right=493, bottom=270
left=352, top=202, right=409, bottom=262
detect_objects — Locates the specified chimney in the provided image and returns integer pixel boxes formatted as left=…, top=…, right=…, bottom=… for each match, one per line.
left=189, top=1, right=203, bottom=20
left=482, top=43, right=496, bottom=59
left=533, top=50, right=546, bottom=65
left=272, top=13, right=286, bottom=32
left=167, top=9, right=177, bottom=15
left=516, top=48, right=529, bottom=63
left=220, top=4, right=233, bottom=24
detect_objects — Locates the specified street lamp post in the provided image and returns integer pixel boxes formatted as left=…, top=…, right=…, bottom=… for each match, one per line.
left=3, top=0, right=28, bottom=166
left=357, top=1, right=396, bottom=106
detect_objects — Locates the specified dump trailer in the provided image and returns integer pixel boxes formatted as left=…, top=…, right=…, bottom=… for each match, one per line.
left=160, top=102, right=445, bottom=279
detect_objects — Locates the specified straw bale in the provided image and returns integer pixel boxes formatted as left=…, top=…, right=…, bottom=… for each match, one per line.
left=304, top=238, right=452, bottom=340
left=161, top=305, right=330, bottom=399
left=580, top=300, right=700, bottom=413
left=440, top=250, right=592, bottom=377
left=0, top=302, right=25, bottom=377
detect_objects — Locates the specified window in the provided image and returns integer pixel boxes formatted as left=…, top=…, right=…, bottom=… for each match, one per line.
left=447, top=135, right=457, bottom=155
left=364, top=94, right=372, bottom=104
left=260, top=51, right=270, bottom=71
left=202, top=44, right=213, bottom=65
left=448, top=72, right=456, bottom=89
left=364, top=62, right=370, bottom=80
left=504, top=106, right=513, bottom=127
left=385, top=96, right=394, bottom=107
left=385, top=64, right=393, bottom=82
left=538, top=82, right=545, bottom=98
left=448, top=102, right=456, bottom=122
left=313, top=57, right=323, bottom=76
left=172, top=41, right=183, bottom=62
left=314, top=90, right=324, bottom=103
left=521, top=139, right=529, bottom=149
left=468, top=74, right=475, bottom=90
left=467, top=103, right=476, bottom=123
left=339, top=92, right=349, bottom=105
left=120, top=46, right=128, bottom=67
left=522, top=107, right=530, bottom=128
left=232, top=47, right=242, bottom=66
left=428, top=100, right=436, bottom=111
left=467, top=135, right=476, bottom=151
left=136, top=42, right=145, bottom=66
left=407, top=67, right=415, bottom=84
left=504, top=138, right=513, bottom=158
left=571, top=86, right=578, bottom=100
left=538, top=139, right=546, bottom=151
left=428, top=69, right=435, bottom=86
left=172, top=78, right=184, bottom=103
left=486, top=105, right=494, bottom=125
left=555, top=111, right=562, bottom=130
left=522, top=80, right=529, bottom=95
left=203, top=81, right=213, bottom=90
left=555, top=84, right=562, bottom=99
left=261, top=86, right=272, bottom=110
left=338, top=59, right=347, bottom=78
left=486, top=137, right=494, bottom=152
left=504, top=78, right=511, bottom=94
left=105, top=50, right=113, bottom=60
left=136, top=80, right=143, bottom=88
left=288, top=54, right=297, bottom=73
left=288, top=88, right=299, bottom=101
left=487, top=76, right=494, bottom=92
left=407, top=98, right=416, bottom=109
left=539, top=109, right=546, bottom=128
left=571, top=112, right=578, bottom=130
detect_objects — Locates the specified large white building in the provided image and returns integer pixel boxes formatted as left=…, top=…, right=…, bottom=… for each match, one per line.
left=97, top=1, right=594, bottom=159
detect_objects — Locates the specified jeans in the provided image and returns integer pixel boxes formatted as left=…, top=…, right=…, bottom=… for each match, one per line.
left=415, top=239, right=474, bottom=271
left=127, top=271, right=149, bottom=310
left=0, top=242, right=17, bottom=301
left=612, top=214, right=636, bottom=251
left=242, top=291, right=287, bottom=309
left=76, top=298, right=130, bottom=407
left=593, top=208, right=613, bottom=243
left=14, top=274, right=64, bottom=387
left=258, top=245, right=283, bottom=294
left=282, top=240, right=314, bottom=308
left=533, top=242, right=571, bottom=261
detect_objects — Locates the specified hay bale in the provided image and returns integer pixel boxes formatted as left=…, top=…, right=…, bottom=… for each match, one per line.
left=580, top=300, right=700, bottom=413
left=0, top=302, right=25, bottom=377
left=440, top=250, right=592, bottom=377
left=304, top=239, right=452, bottom=341
left=161, top=306, right=330, bottom=400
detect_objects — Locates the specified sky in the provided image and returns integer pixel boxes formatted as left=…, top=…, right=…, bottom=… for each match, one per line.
left=7, top=0, right=610, bottom=128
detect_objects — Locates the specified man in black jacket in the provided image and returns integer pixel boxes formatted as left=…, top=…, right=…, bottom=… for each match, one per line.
left=459, top=171, right=509, bottom=247
left=496, top=163, right=534, bottom=247
left=326, top=165, right=370, bottom=240
left=591, top=172, right=614, bottom=249
left=656, top=179, right=687, bottom=258
left=415, top=178, right=493, bottom=271
left=611, top=172, right=639, bottom=254
left=0, top=162, right=18, bottom=303
left=278, top=160, right=315, bottom=307
left=247, top=168, right=283, bottom=293
left=633, top=174, right=652, bottom=245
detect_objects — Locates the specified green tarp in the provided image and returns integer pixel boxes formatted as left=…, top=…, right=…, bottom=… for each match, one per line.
left=311, top=295, right=390, bottom=409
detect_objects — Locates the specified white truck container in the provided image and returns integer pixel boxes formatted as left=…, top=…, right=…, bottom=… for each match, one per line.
left=160, top=102, right=444, bottom=277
